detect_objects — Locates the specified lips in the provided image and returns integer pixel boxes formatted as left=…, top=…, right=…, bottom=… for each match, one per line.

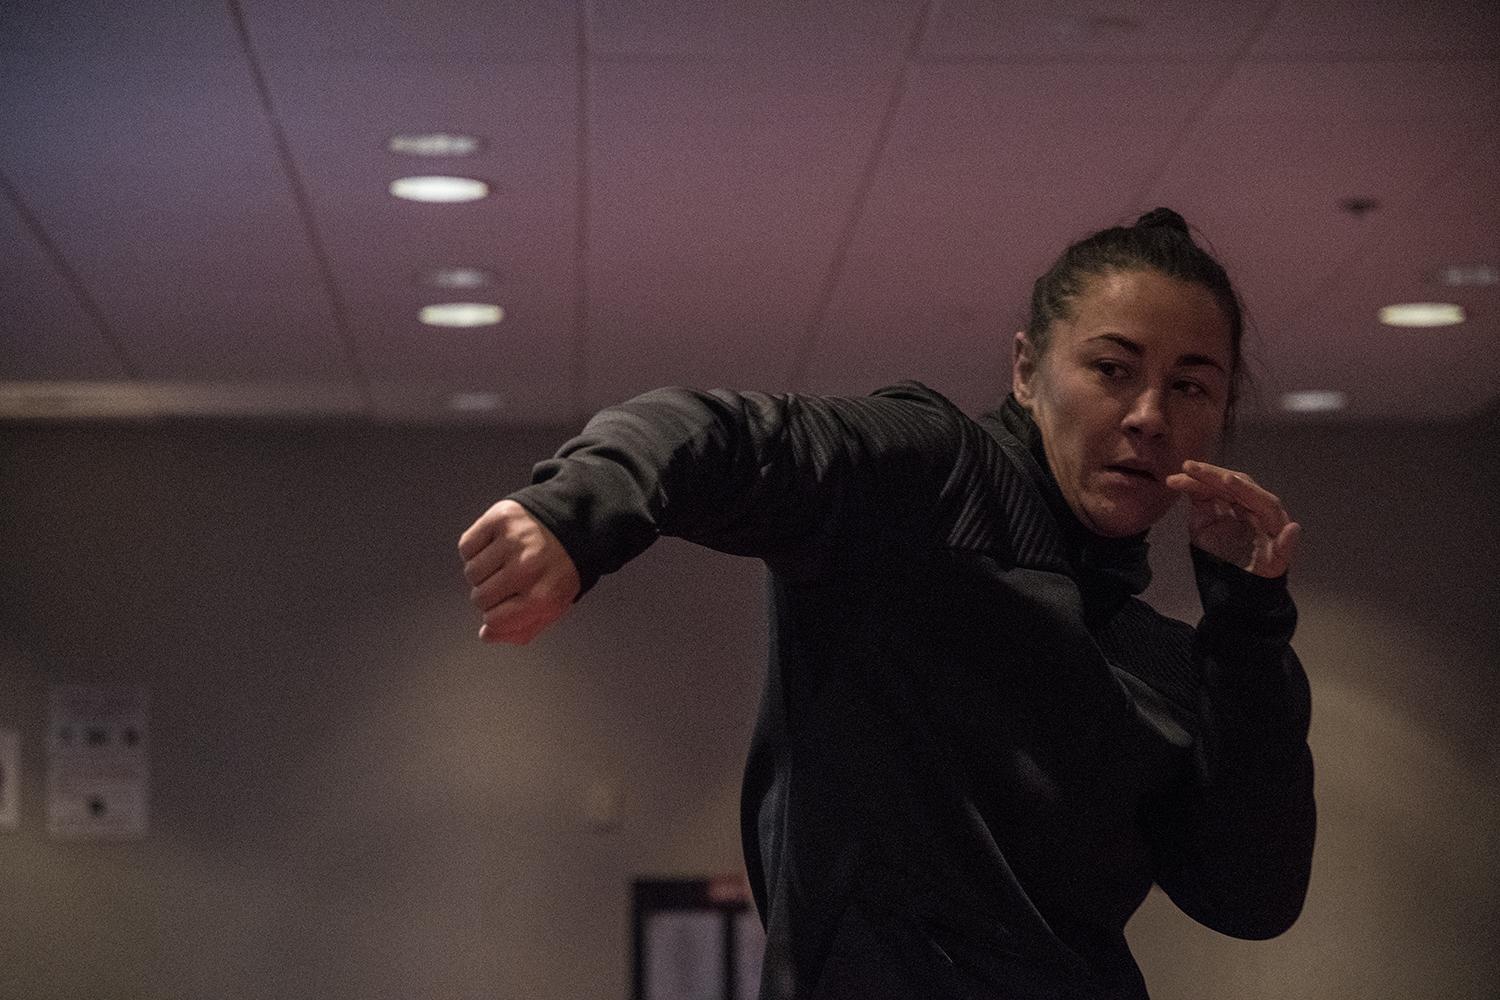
left=1105, top=463, right=1158, bottom=481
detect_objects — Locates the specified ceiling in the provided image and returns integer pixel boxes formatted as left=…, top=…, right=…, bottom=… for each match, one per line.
left=1, top=1, right=1496, bottom=427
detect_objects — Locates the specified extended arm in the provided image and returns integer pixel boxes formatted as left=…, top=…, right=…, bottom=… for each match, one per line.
left=459, top=383, right=963, bottom=643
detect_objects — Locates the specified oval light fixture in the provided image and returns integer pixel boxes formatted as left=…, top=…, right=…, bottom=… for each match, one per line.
left=420, top=303, right=504, bottom=327
left=389, top=175, right=489, bottom=203
left=387, top=133, right=483, bottom=157
left=1432, top=264, right=1498, bottom=288
left=1377, top=302, right=1466, bottom=328
left=1281, top=390, right=1347, bottom=414
left=448, top=391, right=505, bottom=413
left=416, top=266, right=498, bottom=290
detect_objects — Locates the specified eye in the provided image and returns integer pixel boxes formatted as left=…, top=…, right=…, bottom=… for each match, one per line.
left=1173, top=378, right=1209, bottom=398
left=1095, top=359, right=1129, bottom=379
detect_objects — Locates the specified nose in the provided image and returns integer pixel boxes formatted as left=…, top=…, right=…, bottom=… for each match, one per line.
left=1122, top=388, right=1168, bottom=439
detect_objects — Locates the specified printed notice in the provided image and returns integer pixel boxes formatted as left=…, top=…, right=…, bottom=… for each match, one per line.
left=0, top=728, right=19, bottom=830
left=645, top=909, right=723, bottom=1000
left=47, top=685, right=149, bottom=840
left=734, top=909, right=766, bottom=1000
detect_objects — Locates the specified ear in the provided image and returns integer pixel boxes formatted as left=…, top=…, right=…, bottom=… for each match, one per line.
left=1012, top=331, right=1036, bottom=405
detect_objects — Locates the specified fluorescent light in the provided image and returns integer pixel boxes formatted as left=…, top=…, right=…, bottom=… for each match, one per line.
left=387, top=133, right=482, bottom=157
left=448, top=391, right=505, bottom=413
left=389, top=176, right=489, bottom=203
left=1282, top=390, right=1347, bottom=414
left=1378, top=302, right=1465, bottom=327
left=419, top=303, right=504, bottom=327
left=416, top=266, right=497, bottom=290
left=1432, top=264, right=1498, bottom=288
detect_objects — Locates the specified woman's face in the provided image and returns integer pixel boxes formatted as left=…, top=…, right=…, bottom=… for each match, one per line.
left=1012, top=268, right=1233, bottom=538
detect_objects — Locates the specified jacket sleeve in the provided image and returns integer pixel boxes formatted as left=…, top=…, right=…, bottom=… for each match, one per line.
left=1146, top=546, right=1316, bottom=939
left=504, top=384, right=963, bottom=594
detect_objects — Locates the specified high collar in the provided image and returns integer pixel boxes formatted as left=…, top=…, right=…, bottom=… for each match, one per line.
left=989, top=394, right=1153, bottom=610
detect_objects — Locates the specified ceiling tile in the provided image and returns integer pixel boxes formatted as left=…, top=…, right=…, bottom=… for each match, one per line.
left=0, top=52, right=350, bottom=382
left=0, top=187, right=127, bottom=380
left=1272, top=146, right=1500, bottom=422
left=921, top=0, right=1276, bottom=61
left=807, top=60, right=1227, bottom=386
left=585, top=58, right=900, bottom=406
left=0, top=0, right=239, bottom=57
left=587, top=0, right=918, bottom=60
left=1253, top=0, right=1500, bottom=59
left=1143, top=57, right=1499, bottom=415
left=242, top=0, right=575, bottom=60
left=262, top=58, right=580, bottom=389
left=1212, top=58, right=1499, bottom=125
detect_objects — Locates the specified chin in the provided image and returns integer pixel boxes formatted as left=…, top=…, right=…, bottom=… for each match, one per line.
left=1081, top=499, right=1165, bottom=538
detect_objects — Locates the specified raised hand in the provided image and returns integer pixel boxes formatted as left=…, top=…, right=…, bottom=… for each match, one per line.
left=458, top=500, right=581, bottom=644
left=1164, top=460, right=1300, bottom=579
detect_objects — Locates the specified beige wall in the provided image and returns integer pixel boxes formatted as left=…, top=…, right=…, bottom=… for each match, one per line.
left=1, top=408, right=1496, bottom=999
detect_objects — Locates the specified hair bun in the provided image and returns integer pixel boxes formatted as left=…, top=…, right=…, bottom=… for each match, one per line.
left=1134, top=207, right=1191, bottom=235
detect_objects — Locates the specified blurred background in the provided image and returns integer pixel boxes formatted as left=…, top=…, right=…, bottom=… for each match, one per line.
left=1, top=2, right=1496, bottom=998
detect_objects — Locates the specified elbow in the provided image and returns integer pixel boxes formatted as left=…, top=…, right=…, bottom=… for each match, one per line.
left=1218, top=890, right=1308, bottom=940
left=1169, top=879, right=1310, bottom=940
left=1163, top=833, right=1316, bottom=941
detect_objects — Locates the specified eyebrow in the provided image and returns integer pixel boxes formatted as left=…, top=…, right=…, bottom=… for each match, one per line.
left=1086, top=333, right=1228, bottom=373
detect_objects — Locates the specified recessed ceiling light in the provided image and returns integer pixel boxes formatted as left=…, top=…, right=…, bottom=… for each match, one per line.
left=419, top=303, right=504, bottom=327
left=389, top=176, right=489, bottom=203
left=1281, top=390, right=1347, bottom=414
left=416, top=266, right=498, bottom=290
left=1431, top=264, right=1498, bottom=288
left=448, top=391, right=505, bottom=413
left=387, top=133, right=483, bottom=157
left=1378, top=302, right=1466, bottom=328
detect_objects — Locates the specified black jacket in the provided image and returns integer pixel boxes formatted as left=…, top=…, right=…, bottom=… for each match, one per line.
left=509, top=382, right=1315, bottom=999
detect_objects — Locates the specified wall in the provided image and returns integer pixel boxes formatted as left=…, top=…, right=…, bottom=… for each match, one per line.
left=1, top=407, right=1495, bottom=999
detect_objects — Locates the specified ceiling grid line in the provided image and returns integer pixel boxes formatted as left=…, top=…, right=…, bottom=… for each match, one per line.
left=571, top=0, right=593, bottom=426
left=226, top=0, right=374, bottom=413
left=0, top=167, right=141, bottom=381
left=1121, top=1, right=1284, bottom=222
left=783, top=0, right=938, bottom=392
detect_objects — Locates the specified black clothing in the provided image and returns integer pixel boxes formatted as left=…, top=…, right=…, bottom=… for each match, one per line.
left=509, top=383, right=1315, bottom=999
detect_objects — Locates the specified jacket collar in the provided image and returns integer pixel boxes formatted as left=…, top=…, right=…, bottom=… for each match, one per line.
left=977, top=395, right=1153, bottom=613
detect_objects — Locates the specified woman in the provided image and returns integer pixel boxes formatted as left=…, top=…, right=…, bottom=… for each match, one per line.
left=459, top=209, right=1315, bottom=999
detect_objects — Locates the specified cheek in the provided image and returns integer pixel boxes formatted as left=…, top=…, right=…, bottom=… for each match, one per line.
left=1181, top=423, right=1223, bottom=460
left=1169, top=405, right=1225, bottom=456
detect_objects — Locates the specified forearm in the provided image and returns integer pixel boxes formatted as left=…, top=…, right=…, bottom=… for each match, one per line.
left=1152, top=548, right=1316, bottom=938
left=507, top=384, right=958, bottom=594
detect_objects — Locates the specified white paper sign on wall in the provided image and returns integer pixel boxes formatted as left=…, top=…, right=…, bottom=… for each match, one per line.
left=46, top=685, right=149, bottom=840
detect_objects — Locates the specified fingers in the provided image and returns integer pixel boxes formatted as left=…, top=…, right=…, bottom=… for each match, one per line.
left=1166, top=462, right=1302, bottom=577
left=1262, top=520, right=1301, bottom=576
left=1167, top=460, right=1289, bottom=537
left=457, top=506, right=499, bottom=561
left=1172, top=461, right=1278, bottom=513
left=458, top=499, right=582, bottom=645
left=469, top=557, right=527, bottom=613
left=478, top=591, right=570, bottom=645
left=458, top=499, right=531, bottom=592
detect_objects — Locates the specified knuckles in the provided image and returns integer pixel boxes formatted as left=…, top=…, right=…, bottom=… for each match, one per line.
left=463, top=500, right=576, bottom=644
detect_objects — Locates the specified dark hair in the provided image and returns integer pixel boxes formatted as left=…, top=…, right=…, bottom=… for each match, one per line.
left=1026, top=207, right=1247, bottom=430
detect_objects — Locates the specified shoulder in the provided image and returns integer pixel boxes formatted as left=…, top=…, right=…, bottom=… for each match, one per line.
left=869, top=379, right=962, bottom=407
left=858, top=380, right=995, bottom=449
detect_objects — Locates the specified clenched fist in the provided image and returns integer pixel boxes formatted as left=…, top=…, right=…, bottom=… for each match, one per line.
left=458, top=500, right=581, bottom=644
